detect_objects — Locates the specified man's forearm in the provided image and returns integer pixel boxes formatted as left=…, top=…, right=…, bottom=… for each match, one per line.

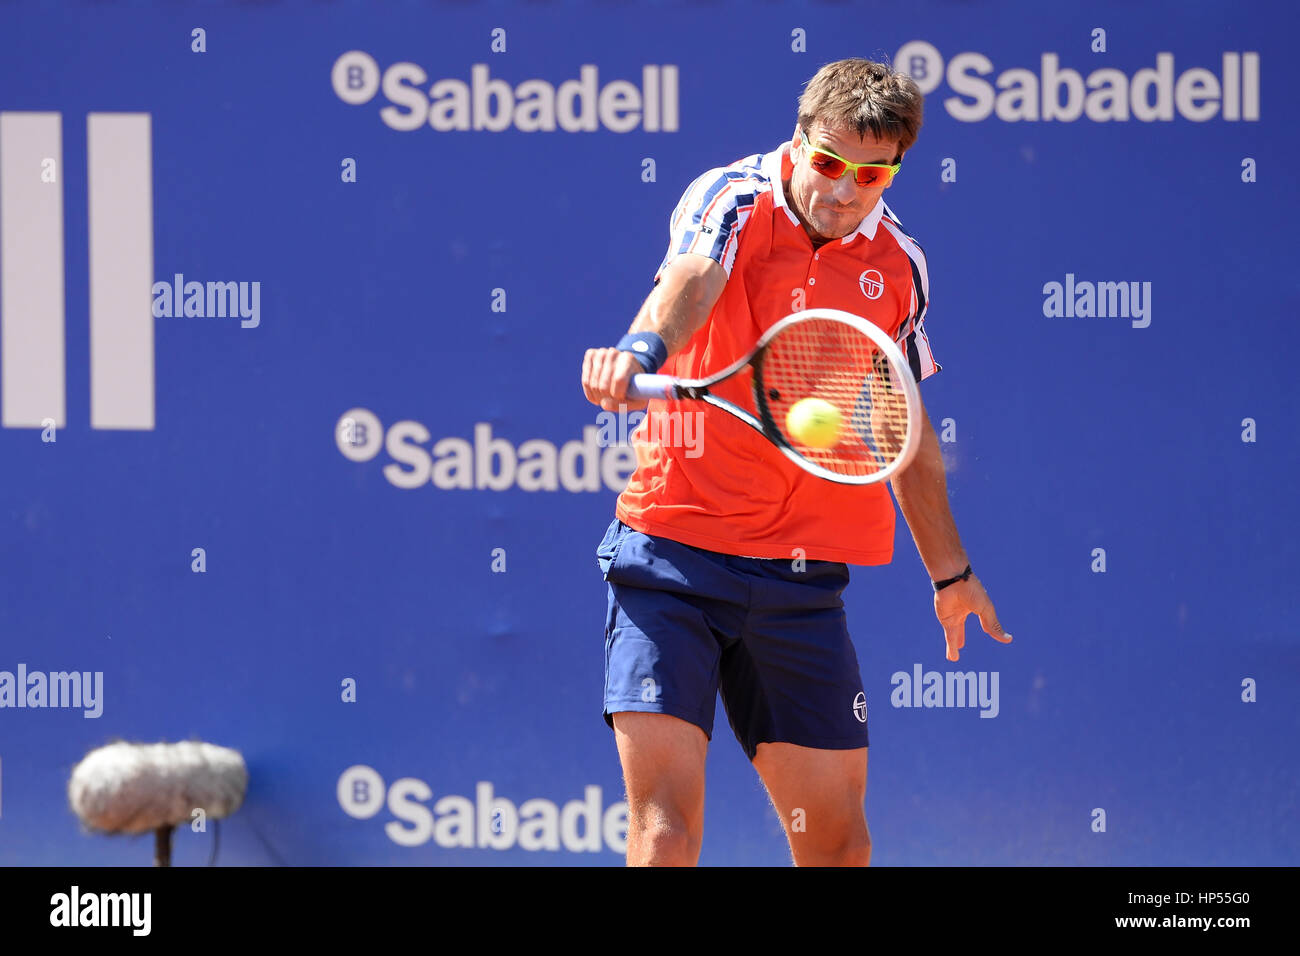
left=628, top=260, right=725, bottom=356
left=890, top=408, right=969, bottom=581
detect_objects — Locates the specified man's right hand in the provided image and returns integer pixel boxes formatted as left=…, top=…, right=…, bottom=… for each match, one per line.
left=582, top=347, right=649, bottom=411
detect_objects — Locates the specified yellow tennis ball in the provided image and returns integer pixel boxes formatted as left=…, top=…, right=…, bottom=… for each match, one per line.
left=786, top=398, right=842, bottom=448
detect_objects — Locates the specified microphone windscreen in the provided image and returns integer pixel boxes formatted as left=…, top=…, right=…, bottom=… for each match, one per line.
left=69, top=741, right=248, bottom=834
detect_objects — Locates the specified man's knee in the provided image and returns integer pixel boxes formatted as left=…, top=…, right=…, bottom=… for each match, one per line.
left=790, top=832, right=873, bottom=868
left=831, top=827, right=871, bottom=866
left=626, top=800, right=703, bottom=865
left=790, top=816, right=871, bottom=866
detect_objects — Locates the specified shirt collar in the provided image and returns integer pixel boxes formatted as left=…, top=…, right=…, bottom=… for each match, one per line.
left=763, top=140, right=885, bottom=243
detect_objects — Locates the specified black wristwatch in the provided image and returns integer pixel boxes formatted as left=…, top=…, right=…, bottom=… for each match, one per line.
left=933, top=564, right=973, bottom=591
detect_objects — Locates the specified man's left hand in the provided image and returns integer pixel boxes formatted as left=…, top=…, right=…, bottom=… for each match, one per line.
left=934, top=576, right=1012, bottom=662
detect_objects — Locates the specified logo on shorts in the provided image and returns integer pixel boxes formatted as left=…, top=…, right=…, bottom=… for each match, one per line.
left=852, top=692, right=868, bottom=723
left=859, top=269, right=884, bottom=300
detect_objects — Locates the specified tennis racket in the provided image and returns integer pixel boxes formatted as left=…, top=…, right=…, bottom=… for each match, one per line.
left=625, top=308, right=922, bottom=485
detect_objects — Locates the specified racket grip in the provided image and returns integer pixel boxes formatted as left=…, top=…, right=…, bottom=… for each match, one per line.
left=625, top=374, right=675, bottom=401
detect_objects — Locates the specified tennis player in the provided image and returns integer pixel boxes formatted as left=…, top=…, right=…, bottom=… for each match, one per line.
left=581, top=58, right=1012, bottom=867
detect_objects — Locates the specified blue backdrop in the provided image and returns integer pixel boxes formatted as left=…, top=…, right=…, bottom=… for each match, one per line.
left=1, top=0, right=1296, bottom=866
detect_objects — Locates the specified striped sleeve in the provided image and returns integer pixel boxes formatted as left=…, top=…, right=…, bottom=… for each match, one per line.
left=879, top=208, right=941, bottom=383
left=653, top=155, right=766, bottom=283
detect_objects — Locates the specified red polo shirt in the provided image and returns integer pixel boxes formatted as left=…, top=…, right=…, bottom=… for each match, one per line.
left=616, top=141, right=940, bottom=565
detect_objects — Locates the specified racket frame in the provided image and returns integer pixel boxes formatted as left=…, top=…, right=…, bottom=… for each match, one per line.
left=625, top=309, right=923, bottom=485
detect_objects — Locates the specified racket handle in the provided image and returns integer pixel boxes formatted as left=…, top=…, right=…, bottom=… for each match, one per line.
left=625, top=374, right=675, bottom=401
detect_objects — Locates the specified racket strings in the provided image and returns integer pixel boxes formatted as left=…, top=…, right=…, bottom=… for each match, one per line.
left=759, top=317, right=911, bottom=476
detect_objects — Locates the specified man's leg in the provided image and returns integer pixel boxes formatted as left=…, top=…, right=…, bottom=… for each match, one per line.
left=612, top=712, right=708, bottom=866
left=752, top=742, right=870, bottom=866
left=716, top=556, right=870, bottom=865
left=599, top=520, right=743, bottom=866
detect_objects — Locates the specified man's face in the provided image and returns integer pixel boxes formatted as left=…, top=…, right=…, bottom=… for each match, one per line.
left=787, top=121, right=901, bottom=242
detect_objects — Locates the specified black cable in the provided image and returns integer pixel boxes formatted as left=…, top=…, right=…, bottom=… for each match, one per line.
left=207, top=818, right=221, bottom=866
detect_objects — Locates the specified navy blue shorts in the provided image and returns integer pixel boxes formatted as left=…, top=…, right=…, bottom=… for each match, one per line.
left=596, top=518, right=870, bottom=760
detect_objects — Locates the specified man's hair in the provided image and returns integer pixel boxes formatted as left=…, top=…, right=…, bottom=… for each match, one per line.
left=796, top=58, right=924, bottom=160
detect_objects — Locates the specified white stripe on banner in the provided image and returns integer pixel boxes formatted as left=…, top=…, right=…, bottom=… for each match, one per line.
left=1, top=112, right=66, bottom=428
left=88, top=113, right=154, bottom=430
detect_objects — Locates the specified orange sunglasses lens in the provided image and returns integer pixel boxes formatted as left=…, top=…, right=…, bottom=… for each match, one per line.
left=808, top=149, right=896, bottom=187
